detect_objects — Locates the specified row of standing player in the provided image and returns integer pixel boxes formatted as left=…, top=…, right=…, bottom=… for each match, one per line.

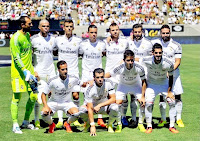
left=10, top=16, right=184, bottom=135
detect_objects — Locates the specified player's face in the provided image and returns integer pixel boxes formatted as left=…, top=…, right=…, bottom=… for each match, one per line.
left=39, top=21, right=50, bottom=35
left=161, top=28, right=170, bottom=42
left=94, top=72, right=104, bottom=87
left=153, top=48, right=163, bottom=63
left=133, top=27, right=142, bottom=41
left=22, top=17, right=33, bottom=32
left=58, top=63, right=68, bottom=80
left=89, top=28, right=97, bottom=42
left=125, top=56, right=134, bottom=70
left=64, top=22, right=74, bottom=35
left=110, top=25, right=119, bottom=38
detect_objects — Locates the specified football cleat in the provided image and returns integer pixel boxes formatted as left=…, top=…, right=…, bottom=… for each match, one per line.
left=48, top=122, right=56, bottom=133
left=176, top=119, right=184, bottom=127
left=73, top=120, right=82, bottom=127
left=21, top=121, right=36, bottom=130
left=35, top=120, right=40, bottom=129
left=169, top=127, right=179, bottom=133
left=56, top=121, right=63, bottom=128
left=97, top=118, right=107, bottom=128
left=145, top=127, right=153, bottom=134
left=108, top=125, right=114, bottom=133
left=158, top=120, right=167, bottom=127
left=137, top=123, right=146, bottom=132
left=129, top=119, right=137, bottom=128
left=13, top=124, right=23, bottom=134
left=121, top=117, right=129, bottom=127
left=115, top=124, right=122, bottom=133
left=83, top=122, right=90, bottom=133
left=64, top=121, right=73, bottom=133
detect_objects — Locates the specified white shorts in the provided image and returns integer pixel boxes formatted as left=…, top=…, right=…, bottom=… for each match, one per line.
left=116, top=82, right=142, bottom=100
left=172, top=69, right=183, bottom=95
left=47, top=101, right=77, bottom=115
left=37, top=80, right=48, bottom=104
left=81, top=70, right=93, bottom=83
left=145, top=83, right=174, bottom=103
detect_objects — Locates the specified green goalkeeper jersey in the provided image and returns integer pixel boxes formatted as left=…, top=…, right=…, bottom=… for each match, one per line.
left=10, top=31, right=34, bottom=79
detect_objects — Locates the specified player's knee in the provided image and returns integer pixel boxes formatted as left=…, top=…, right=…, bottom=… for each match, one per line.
left=130, top=95, right=136, bottom=101
left=79, top=106, right=88, bottom=113
left=159, top=101, right=166, bottom=109
left=168, top=100, right=175, bottom=107
left=146, top=102, right=154, bottom=112
left=110, top=104, right=119, bottom=112
left=30, top=92, right=38, bottom=102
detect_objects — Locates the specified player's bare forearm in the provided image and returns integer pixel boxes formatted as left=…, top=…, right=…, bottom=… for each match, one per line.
left=174, top=58, right=181, bottom=70
left=141, top=79, right=147, bottom=98
left=87, top=103, right=95, bottom=123
left=96, top=94, right=116, bottom=109
left=41, top=93, right=48, bottom=107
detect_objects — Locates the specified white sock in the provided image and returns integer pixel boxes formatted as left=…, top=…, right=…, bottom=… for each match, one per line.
left=98, top=114, right=103, bottom=118
left=34, top=101, right=40, bottom=122
left=130, top=99, right=137, bottom=121
left=159, top=102, right=166, bottom=121
left=175, top=101, right=182, bottom=120
left=121, top=100, right=128, bottom=117
left=57, top=110, right=63, bottom=123
left=138, top=106, right=145, bottom=124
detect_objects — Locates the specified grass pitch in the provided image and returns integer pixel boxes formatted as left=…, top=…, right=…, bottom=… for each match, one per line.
left=0, top=44, right=199, bottom=141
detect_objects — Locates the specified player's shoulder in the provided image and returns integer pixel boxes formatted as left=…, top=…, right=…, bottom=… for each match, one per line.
left=142, top=56, right=152, bottom=62
left=97, top=39, right=106, bottom=45
left=85, top=84, right=95, bottom=95
left=30, top=34, right=39, bottom=40
left=143, top=37, right=151, bottom=43
left=170, top=39, right=182, bottom=48
left=69, top=74, right=79, bottom=81
left=47, top=75, right=59, bottom=85
left=162, top=57, right=173, bottom=66
left=151, top=38, right=161, bottom=45
left=114, top=63, right=124, bottom=72
left=105, top=78, right=114, bottom=86
left=80, top=38, right=89, bottom=44
left=72, top=35, right=82, bottom=41
left=135, top=61, right=144, bottom=71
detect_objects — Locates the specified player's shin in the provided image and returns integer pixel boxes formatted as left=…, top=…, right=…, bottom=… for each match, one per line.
left=175, top=96, right=182, bottom=120
left=130, top=96, right=138, bottom=121
left=108, top=104, right=119, bottom=125
left=34, top=101, right=40, bottom=122
left=57, top=110, right=63, bottom=123
left=121, top=99, right=128, bottom=118
left=24, top=91, right=36, bottom=121
left=159, top=95, right=166, bottom=121
left=145, top=102, right=153, bottom=128
left=168, top=100, right=176, bottom=128
left=117, top=104, right=122, bottom=125
left=11, top=93, right=22, bottom=124
left=138, top=106, right=145, bottom=124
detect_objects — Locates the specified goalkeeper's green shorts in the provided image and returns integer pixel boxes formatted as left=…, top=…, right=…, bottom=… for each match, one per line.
left=11, top=77, right=31, bottom=93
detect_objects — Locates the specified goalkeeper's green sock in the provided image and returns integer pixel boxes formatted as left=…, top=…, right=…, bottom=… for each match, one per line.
left=24, top=91, right=36, bottom=121
left=11, top=93, right=22, bottom=124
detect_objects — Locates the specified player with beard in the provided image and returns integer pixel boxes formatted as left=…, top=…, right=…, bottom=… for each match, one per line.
left=105, top=50, right=147, bottom=133
left=140, top=43, right=178, bottom=134
left=120, top=24, right=152, bottom=129
left=151, top=25, right=184, bottom=128
left=10, top=16, right=38, bottom=134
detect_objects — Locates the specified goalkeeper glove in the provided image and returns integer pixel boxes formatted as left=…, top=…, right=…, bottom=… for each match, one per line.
left=23, top=69, right=38, bottom=93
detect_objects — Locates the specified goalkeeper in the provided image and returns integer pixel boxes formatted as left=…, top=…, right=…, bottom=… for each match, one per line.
left=10, top=16, right=38, bottom=134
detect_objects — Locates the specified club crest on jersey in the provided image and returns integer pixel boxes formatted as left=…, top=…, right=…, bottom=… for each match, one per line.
left=74, top=43, right=76, bottom=46
left=98, top=47, right=101, bottom=51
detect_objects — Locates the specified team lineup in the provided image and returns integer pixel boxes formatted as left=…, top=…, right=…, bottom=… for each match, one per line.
left=10, top=16, right=184, bottom=136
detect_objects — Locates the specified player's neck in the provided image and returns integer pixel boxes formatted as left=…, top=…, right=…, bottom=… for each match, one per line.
left=112, top=36, right=118, bottom=43
left=40, top=32, right=48, bottom=37
left=65, top=33, right=72, bottom=39
left=89, top=39, right=97, bottom=43
left=19, top=29, right=27, bottom=35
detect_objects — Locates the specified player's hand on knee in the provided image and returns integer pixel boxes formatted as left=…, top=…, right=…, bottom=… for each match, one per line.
left=90, top=126, right=96, bottom=136
left=42, top=106, right=52, bottom=115
left=167, top=91, right=175, bottom=100
left=138, top=97, right=145, bottom=107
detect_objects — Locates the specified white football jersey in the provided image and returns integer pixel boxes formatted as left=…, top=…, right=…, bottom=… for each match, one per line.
left=79, top=39, right=106, bottom=72
left=151, top=38, right=182, bottom=64
left=128, top=37, right=153, bottom=59
left=55, top=35, right=82, bottom=76
left=104, top=37, right=128, bottom=73
left=43, top=75, right=80, bottom=103
left=140, top=56, right=174, bottom=85
left=31, top=33, right=56, bottom=79
left=110, top=62, right=145, bottom=85
left=84, top=79, right=115, bottom=106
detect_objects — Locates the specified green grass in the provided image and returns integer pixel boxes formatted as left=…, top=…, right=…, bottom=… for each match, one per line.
left=0, top=44, right=199, bottom=141
left=0, top=47, right=10, bottom=56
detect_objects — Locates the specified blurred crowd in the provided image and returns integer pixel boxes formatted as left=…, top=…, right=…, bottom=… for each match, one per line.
left=0, top=0, right=199, bottom=25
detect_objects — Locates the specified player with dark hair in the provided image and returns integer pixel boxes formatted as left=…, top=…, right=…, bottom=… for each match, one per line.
left=152, top=24, right=184, bottom=128
left=105, top=50, right=147, bottom=132
left=140, top=43, right=178, bottom=133
left=10, top=16, right=38, bottom=134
